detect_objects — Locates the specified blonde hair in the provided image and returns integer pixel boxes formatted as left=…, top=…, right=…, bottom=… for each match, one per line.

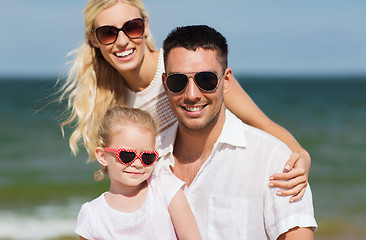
left=58, top=0, right=156, bottom=160
left=94, top=105, right=157, bottom=181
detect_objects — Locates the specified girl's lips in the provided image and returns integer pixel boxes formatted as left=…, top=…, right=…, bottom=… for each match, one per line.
left=125, top=171, right=143, bottom=175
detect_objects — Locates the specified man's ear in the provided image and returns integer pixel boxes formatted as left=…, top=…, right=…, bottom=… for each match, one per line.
left=223, top=67, right=233, bottom=94
left=95, top=147, right=108, bottom=166
left=162, top=73, right=169, bottom=94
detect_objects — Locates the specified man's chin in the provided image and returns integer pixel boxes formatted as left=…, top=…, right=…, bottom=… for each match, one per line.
left=178, top=118, right=214, bottom=134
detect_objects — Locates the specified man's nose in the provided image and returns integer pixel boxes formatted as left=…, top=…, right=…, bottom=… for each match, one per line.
left=183, top=77, right=201, bottom=102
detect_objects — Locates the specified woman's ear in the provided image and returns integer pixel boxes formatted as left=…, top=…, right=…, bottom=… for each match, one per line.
left=144, top=17, right=151, bottom=37
left=223, top=67, right=233, bottom=94
left=89, top=34, right=100, bottom=48
left=95, top=147, right=108, bottom=166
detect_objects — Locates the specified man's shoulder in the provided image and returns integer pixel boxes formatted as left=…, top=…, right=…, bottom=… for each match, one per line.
left=245, top=122, right=287, bottom=148
left=225, top=110, right=290, bottom=152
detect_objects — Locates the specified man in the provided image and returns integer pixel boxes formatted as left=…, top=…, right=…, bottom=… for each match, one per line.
left=157, top=25, right=317, bottom=239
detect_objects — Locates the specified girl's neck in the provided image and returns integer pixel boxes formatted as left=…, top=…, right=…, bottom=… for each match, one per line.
left=121, top=49, right=159, bottom=92
left=109, top=179, right=147, bottom=197
left=105, top=180, right=148, bottom=213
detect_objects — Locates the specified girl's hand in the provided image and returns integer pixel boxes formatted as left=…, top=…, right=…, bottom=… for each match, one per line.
left=269, top=151, right=311, bottom=202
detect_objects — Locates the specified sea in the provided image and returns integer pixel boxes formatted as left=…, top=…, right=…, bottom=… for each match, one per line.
left=0, top=76, right=365, bottom=240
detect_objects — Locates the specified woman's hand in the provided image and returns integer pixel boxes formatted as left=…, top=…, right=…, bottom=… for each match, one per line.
left=269, top=151, right=311, bottom=202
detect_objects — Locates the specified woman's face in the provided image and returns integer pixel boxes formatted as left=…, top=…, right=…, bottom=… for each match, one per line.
left=91, top=2, right=150, bottom=76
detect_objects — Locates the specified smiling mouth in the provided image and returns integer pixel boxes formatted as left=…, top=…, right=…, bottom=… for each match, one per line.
left=125, top=171, right=143, bottom=175
left=184, top=105, right=205, bottom=112
left=114, top=49, right=134, bottom=58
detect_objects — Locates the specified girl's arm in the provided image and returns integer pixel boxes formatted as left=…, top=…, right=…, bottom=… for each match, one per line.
left=168, top=189, right=202, bottom=240
left=224, top=78, right=310, bottom=202
left=278, top=227, right=314, bottom=240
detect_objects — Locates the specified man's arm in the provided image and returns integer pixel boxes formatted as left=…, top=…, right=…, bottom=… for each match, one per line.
left=277, top=227, right=314, bottom=240
left=265, top=142, right=317, bottom=240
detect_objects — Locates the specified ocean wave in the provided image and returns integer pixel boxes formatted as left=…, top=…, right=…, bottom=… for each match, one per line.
left=0, top=203, right=80, bottom=240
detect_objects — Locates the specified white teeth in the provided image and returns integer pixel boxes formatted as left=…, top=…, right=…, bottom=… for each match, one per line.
left=185, top=106, right=202, bottom=112
left=115, top=49, right=134, bottom=57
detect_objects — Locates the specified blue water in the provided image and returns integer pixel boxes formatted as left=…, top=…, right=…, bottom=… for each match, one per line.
left=0, top=77, right=365, bottom=239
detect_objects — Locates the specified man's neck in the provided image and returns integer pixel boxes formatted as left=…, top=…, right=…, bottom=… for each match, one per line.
left=171, top=108, right=226, bottom=186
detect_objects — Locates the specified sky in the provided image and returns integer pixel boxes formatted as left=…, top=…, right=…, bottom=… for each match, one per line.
left=0, top=0, right=365, bottom=78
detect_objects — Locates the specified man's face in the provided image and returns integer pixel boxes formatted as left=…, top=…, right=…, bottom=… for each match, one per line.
left=163, top=47, right=229, bottom=132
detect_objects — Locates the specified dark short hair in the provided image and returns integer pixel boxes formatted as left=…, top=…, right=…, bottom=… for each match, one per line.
left=163, top=25, right=228, bottom=69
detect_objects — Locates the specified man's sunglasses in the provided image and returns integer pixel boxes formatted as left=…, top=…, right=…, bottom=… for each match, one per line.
left=92, top=18, right=145, bottom=45
left=164, top=69, right=226, bottom=94
left=104, top=148, right=158, bottom=166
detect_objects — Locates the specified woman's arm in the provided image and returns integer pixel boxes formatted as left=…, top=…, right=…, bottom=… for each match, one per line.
left=224, top=78, right=310, bottom=202
left=168, top=189, right=202, bottom=240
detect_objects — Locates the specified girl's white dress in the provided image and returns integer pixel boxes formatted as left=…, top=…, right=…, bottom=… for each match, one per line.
left=75, top=170, right=184, bottom=240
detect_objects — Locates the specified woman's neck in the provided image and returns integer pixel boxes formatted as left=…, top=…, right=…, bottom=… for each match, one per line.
left=121, top=49, right=160, bottom=92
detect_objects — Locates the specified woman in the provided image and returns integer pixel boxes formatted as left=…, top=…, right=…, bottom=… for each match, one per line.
left=59, top=0, right=309, bottom=201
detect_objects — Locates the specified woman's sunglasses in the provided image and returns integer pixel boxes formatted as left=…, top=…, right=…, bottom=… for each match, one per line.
left=92, top=18, right=145, bottom=45
left=104, top=148, right=158, bottom=166
left=164, top=69, right=226, bottom=94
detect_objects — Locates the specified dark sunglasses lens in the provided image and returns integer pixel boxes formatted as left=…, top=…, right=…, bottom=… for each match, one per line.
left=123, top=19, right=144, bottom=38
left=141, top=153, right=157, bottom=166
left=119, top=151, right=136, bottom=164
left=96, top=26, right=118, bottom=44
left=195, top=72, right=218, bottom=91
left=166, top=74, right=188, bottom=93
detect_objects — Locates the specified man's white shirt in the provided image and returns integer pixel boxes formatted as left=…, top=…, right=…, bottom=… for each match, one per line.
left=156, top=109, right=317, bottom=240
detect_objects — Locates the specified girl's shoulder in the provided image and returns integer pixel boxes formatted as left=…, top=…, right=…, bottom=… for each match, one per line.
left=148, top=171, right=185, bottom=205
left=80, top=192, right=108, bottom=210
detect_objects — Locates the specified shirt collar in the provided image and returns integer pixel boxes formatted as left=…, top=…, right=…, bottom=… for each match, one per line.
left=159, top=109, right=247, bottom=159
left=216, top=109, right=247, bottom=148
left=159, top=121, right=178, bottom=159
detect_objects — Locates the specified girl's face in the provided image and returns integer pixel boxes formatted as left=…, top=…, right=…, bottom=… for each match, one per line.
left=91, top=2, right=150, bottom=77
left=97, top=123, right=156, bottom=192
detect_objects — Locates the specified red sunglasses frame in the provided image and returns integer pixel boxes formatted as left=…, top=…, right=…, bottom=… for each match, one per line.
left=103, top=147, right=158, bottom=166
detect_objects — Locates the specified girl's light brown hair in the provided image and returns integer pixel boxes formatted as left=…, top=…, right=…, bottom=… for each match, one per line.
left=94, top=105, right=157, bottom=181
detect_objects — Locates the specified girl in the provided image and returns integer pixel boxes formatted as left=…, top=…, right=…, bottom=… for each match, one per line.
left=59, top=0, right=309, bottom=201
left=75, top=106, right=202, bottom=239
